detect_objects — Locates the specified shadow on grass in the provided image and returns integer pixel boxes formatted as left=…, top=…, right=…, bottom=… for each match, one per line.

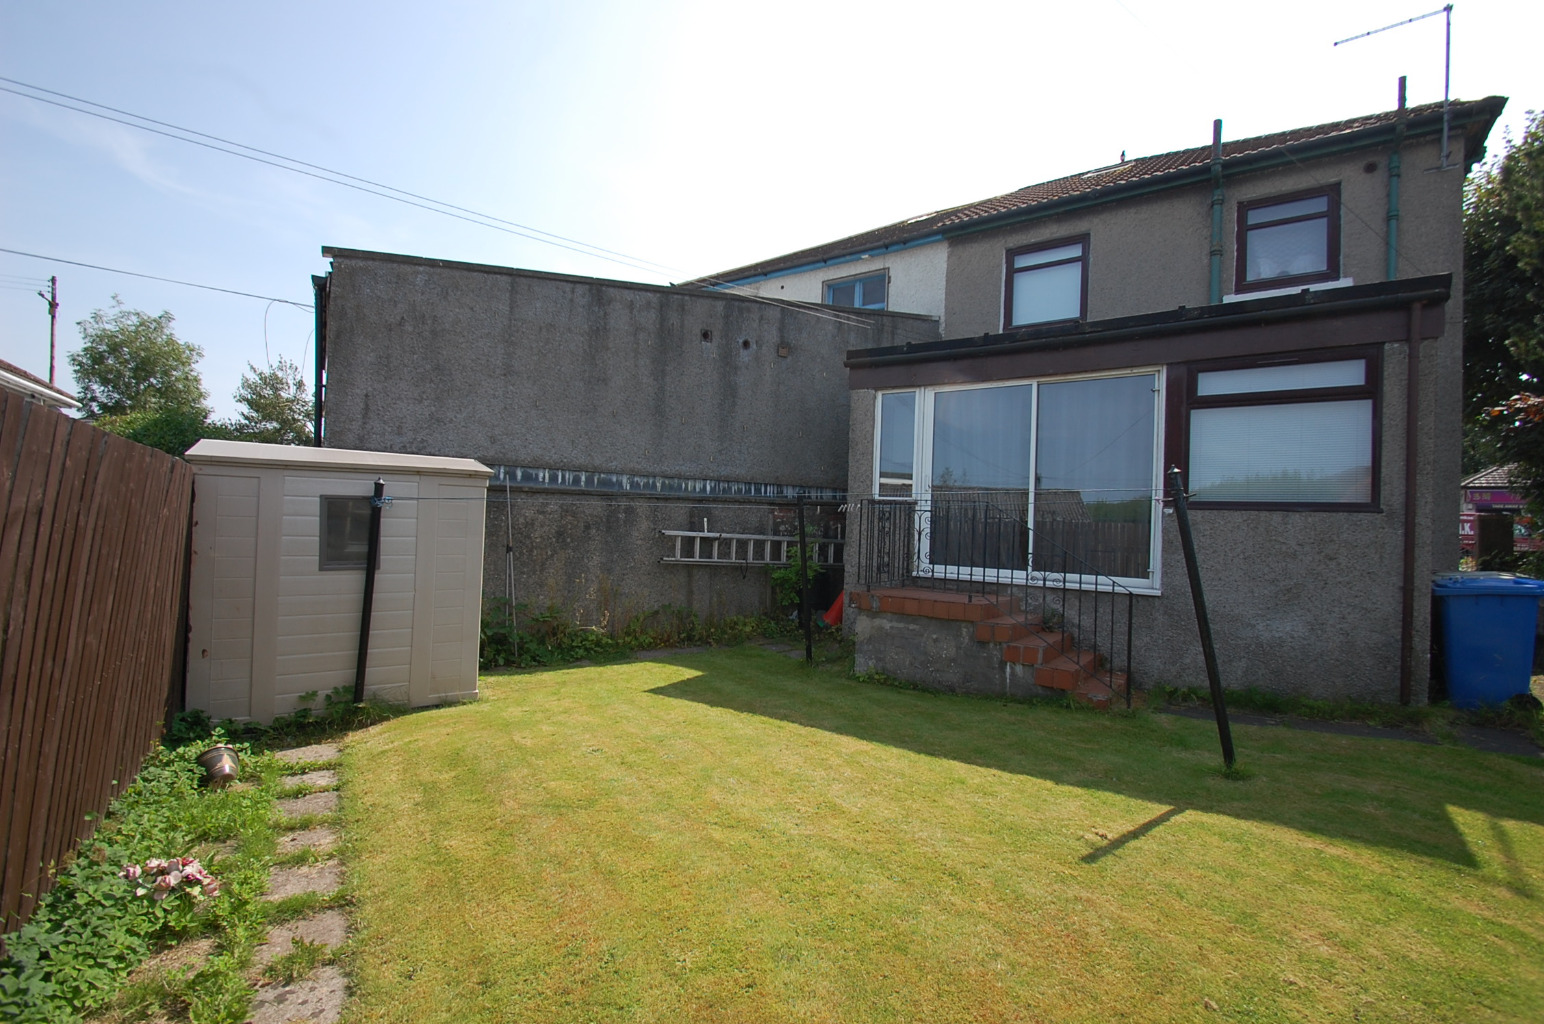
left=643, top=651, right=1544, bottom=869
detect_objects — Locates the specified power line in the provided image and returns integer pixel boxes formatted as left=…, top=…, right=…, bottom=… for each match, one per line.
left=0, top=77, right=892, bottom=334
left=0, top=248, right=313, bottom=309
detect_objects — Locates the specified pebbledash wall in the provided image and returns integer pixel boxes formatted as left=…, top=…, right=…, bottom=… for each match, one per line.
left=316, top=248, right=940, bottom=625
left=844, top=129, right=1471, bottom=703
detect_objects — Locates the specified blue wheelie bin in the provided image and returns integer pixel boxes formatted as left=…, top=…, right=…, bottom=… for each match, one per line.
left=1432, top=572, right=1544, bottom=709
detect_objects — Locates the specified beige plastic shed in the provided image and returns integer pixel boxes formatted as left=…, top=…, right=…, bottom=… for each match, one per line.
left=184, top=440, right=491, bottom=724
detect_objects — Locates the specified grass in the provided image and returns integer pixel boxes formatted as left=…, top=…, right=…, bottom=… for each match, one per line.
left=341, top=648, right=1544, bottom=1023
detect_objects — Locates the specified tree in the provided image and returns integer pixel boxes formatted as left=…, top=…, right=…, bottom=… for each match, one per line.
left=1464, top=110, right=1544, bottom=473
left=67, top=299, right=209, bottom=420
left=229, top=357, right=314, bottom=446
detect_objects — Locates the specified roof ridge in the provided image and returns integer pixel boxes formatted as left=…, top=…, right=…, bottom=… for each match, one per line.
left=691, top=96, right=1502, bottom=288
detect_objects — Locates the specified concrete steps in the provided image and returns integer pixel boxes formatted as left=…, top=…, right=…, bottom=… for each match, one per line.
left=856, top=587, right=1128, bottom=708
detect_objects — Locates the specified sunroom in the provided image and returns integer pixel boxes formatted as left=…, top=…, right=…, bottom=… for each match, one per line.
left=843, top=276, right=1450, bottom=704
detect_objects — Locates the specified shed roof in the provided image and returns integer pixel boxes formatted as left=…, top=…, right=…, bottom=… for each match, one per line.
left=690, top=96, right=1506, bottom=288
left=185, top=439, right=491, bottom=479
left=0, top=357, right=78, bottom=410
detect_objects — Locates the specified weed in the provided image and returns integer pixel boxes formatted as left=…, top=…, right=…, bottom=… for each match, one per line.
left=263, top=938, right=331, bottom=984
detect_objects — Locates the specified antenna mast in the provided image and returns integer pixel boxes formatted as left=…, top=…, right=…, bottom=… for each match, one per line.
left=1334, top=4, right=1454, bottom=169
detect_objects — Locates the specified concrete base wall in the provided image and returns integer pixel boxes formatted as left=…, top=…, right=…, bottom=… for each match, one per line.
left=483, top=491, right=812, bottom=629
left=852, top=608, right=1062, bottom=700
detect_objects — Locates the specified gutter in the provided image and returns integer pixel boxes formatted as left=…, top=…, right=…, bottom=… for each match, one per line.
left=0, top=367, right=78, bottom=411
left=846, top=276, right=1452, bottom=369
left=941, top=100, right=1504, bottom=242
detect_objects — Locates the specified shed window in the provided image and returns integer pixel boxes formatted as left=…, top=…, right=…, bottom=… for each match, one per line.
left=320, top=496, right=374, bottom=570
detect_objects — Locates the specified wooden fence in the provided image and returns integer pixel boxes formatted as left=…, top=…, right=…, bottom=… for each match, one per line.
left=0, top=392, right=194, bottom=933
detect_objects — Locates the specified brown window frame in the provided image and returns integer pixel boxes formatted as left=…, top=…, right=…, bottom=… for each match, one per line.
left=1234, top=185, right=1341, bottom=294
left=1178, top=345, right=1382, bottom=512
left=1003, top=235, right=1089, bottom=330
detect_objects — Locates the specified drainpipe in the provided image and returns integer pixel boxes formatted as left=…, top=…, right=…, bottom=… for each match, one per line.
left=353, top=478, right=386, bottom=704
left=1209, top=119, right=1224, bottom=304
left=1387, top=78, right=1407, bottom=281
left=311, top=273, right=329, bottom=447
left=1398, top=302, right=1422, bottom=705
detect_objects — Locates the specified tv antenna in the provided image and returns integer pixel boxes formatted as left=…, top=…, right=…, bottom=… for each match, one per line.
left=1334, top=4, right=1455, bottom=170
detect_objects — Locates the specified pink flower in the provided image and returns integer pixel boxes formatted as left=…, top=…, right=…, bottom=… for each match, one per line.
left=119, top=863, right=141, bottom=881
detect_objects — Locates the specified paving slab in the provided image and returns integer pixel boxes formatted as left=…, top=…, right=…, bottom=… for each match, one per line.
left=252, top=910, right=350, bottom=969
left=277, top=826, right=339, bottom=856
left=277, top=791, right=340, bottom=820
left=248, top=965, right=347, bottom=1024
left=275, top=743, right=342, bottom=765
left=282, top=769, right=340, bottom=790
left=265, top=861, right=345, bottom=901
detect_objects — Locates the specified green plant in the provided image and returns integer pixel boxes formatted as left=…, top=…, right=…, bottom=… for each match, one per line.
left=768, top=532, right=824, bottom=612
left=0, top=742, right=281, bottom=1023
left=264, top=938, right=331, bottom=984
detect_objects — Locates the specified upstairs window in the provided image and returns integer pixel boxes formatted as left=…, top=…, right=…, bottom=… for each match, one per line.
left=1236, top=187, right=1340, bottom=292
left=826, top=272, right=888, bottom=309
left=1005, top=237, right=1087, bottom=328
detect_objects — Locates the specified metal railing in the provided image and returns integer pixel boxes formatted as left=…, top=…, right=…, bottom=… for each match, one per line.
left=851, top=494, right=1138, bottom=705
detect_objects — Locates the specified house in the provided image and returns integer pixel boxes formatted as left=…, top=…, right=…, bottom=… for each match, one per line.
left=0, top=357, right=77, bottom=412
left=311, top=252, right=938, bottom=628
left=1459, top=465, right=1539, bottom=556
left=698, top=95, right=1506, bottom=704
left=183, top=440, right=491, bottom=723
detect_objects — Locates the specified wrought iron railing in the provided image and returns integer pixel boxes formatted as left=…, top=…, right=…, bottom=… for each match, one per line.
left=850, top=494, right=1138, bottom=705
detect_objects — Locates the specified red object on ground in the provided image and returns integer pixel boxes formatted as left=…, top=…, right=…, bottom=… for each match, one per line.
left=822, top=591, right=845, bottom=627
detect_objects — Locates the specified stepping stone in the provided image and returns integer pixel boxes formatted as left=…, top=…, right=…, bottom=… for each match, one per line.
left=265, top=861, right=345, bottom=901
left=276, top=743, right=342, bottom=765
left=277, top=826, right=339, bottom=856
left=278, top=791, right=340, bottom=820
left=253, top=910, right=350, bottom=969
left=282, top=769, right=340, bottom=790
left=248, top=965, right=347, bottom=1024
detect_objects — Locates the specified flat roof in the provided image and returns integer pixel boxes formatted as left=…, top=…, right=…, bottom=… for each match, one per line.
left=185, top=439, right=491, bottom=478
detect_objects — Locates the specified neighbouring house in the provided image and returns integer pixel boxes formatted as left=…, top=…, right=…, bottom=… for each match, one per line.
left=1459, top=465, right=1540, bottom=555
left=698, top=95, right=1506, bottom=704
left=0, top=357, right=77, bottom=412
left=183, top=440, right=491, bottom=724
left=311, top=252, right=938, bottom=628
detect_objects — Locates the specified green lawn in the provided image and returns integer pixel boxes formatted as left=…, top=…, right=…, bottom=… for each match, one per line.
left=341, top=648, right=1544, bottom=1023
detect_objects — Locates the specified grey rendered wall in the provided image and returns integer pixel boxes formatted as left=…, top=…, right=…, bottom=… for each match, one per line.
left=322, top=253, right=937, bottom=487
left=846, top=337, right=1440, bottom=702
left=483, top=494, right=817, bottom=627
left=943, top=139, right=1459, bottom=337
left=323, top=253, right=936, bottom=625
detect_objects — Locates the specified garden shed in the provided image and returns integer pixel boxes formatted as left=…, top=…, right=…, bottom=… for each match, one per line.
left=183, top=439, right=491, bottom=724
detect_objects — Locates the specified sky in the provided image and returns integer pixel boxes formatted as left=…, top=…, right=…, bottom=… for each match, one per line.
left=1, top=0, right=1539, bottom=418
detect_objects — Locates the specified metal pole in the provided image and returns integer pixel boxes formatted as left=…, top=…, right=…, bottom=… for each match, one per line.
left=797, top=495, right=813, bottom=665
left=36, top=276, right=57, bottom=385
left=1166, top=467, right=1235, bottom=768
left=353, top=478, right=386, bottom=704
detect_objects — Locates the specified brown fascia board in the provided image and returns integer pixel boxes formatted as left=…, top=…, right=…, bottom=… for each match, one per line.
left=845, top=275, right=1453, bottom=370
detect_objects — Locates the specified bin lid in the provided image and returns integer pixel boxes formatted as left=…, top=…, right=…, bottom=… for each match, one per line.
left=1432, top=571, right=1544, bottom=596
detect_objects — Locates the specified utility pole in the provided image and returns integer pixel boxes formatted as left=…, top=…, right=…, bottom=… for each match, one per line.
left=36, top=276, right=58, bottom=384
